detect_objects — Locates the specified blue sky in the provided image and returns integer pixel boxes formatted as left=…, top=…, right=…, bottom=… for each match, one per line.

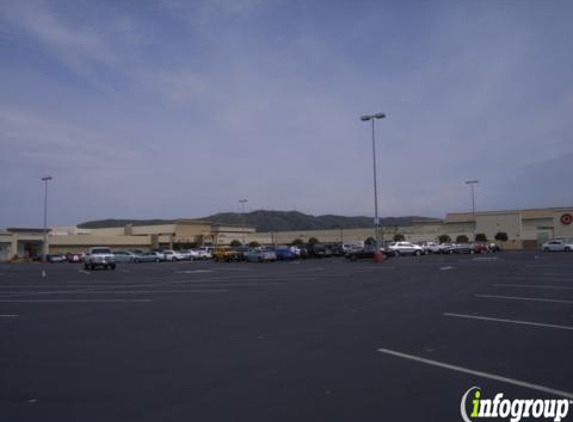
left=0, top=0, right=571, bottom=227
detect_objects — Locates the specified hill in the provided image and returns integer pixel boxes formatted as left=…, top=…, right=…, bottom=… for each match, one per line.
left=78, top=210, right=434, bottom=232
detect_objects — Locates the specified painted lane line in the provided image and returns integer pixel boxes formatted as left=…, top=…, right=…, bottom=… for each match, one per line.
left=0, top=299, right=151, bottom=303
left=376, top=348, right=573, bottom=399
left=440, top=266, right=454, bottom=271
left=79, top=270, right=91, bottom=275
left=443, top=312, right=573, bottom=331
left=0, top=314, right=19, bottom=318
left=493, top=284, right=573, bottom=291
left=475, top=294, right=573, bottom=305
left=176, top=270, right=214, bottom=274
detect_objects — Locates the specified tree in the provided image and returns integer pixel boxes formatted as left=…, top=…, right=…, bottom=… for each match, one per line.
left=475, top=233, right=488, bottom=242
left=393, top=233, right=405, bottom=242
left=456, top=235, right=469, bottom=243
left=308, top=237, right=319, bottom=245
left=438, top=234, right=451, bottom=243
left=365, top=237, right=376, bottom=246
left=248, top=241, right=260, bottom=248
left=494, top=232, right=508, bottom=242
left=230, top=240, right=242, bottom=247
left=291, top=238, right=304, bottom=246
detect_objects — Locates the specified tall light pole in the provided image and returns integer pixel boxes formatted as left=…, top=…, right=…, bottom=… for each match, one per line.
left=361, top=112, right=386, bottom=255
left=41, top=176, right=53, bottom=262
left=239, top=199, right=248, bottom=246
left=465, top=180, right=478, bottom=241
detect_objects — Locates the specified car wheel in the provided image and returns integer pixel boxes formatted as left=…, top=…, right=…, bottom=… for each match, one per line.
left=470, top=249, right=475, bottom=254
left=565, top=247, right=571, bottom=252
left=415, top=250, right=421, bottom=256
left=111, top=264, right=116, bottom=270
left=544, top=248, right=550, bottom=253
left=394, top=250, right=400, bottom=257
left=349, top=255, right=357, bottom=262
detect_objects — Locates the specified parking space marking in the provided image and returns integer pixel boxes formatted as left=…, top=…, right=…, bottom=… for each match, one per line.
left=377, top=347, right=573, bottom=399
left=0, top=314, right=19, bottom=318
left=444, top=312, right=573, bottom=331
left=79, top=270, right=91, bottom=275
left=476, top=294, right=573, bottom=305
left=493, top=284, right=573, bottom=291
left=0, top=299, right=151, bottom=303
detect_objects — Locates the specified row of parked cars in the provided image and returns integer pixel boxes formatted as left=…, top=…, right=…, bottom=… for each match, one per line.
left=344, top=241, right=500, bottom=261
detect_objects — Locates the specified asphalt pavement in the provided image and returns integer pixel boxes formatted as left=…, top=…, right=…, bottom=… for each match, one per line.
left=1, top=251, right=572, bottom=421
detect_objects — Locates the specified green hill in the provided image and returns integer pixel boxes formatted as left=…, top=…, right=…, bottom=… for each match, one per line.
left=78, top=210, right=434, bottom=232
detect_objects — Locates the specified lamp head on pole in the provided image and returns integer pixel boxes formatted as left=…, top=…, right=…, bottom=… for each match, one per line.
left=41, top=176, right=53, bottom=182
left=465, top=180, right=478, bottom=185
left=361, top=112, right=386, bottom=122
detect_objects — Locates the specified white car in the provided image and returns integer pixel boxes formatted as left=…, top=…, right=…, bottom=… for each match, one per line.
left=541, top=239, right=573, bottom=252
left=388, top=242, right=424, bottom=256
left=194, top=248, right=212, bottom=260
left=162, top=250, right=186, bottom=261
left=419, top=241, right=441, bottom=254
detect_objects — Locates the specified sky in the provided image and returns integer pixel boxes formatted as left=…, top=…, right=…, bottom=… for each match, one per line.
left=0, top=0, right=571, bottom=227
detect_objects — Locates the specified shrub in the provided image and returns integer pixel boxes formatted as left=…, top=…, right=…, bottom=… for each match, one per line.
left=494, top=232, right=508, bottom=242
left=438, top=234, right=451, bottom=243
left=475, top=233, right=488, bottom=242
left=230, top=240, right=242, bottom=247
left=456, top=235, right=469, bottom=243
left=393, top=233, right=405, bottom=242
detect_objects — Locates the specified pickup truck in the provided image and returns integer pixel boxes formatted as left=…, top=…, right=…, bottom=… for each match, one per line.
left=83, top=247, right=116, bottom=270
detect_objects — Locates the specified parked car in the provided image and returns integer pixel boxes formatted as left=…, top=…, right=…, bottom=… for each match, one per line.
left=388, top=242, right=424, bottom=256
left=66, top=253, right=83, bottom=263
left=345, top=246, right=389, bottom=261
left=162, top=250, right=186, bottom=261
left=194, top=248, right=212, bottom=260
left=453, top=243, right=479, bottom=254
left=274, top=248, right=297, bottom=260
left=439, top=243, right=457, bottom=254
left=308, top=243, right=333, bottom=258
left=419, top=241, right=441, bottom=254
left=113, top=250, right=138, bottom=263
left=213, top=247, right=242, bottom=262
left=246, top=248, right=277, bottom=262
left=178, top=250, right=196, bottom=261
left=342, top=242, right=365, bottom=253
left=83, top=247, right=116, bottom=270
left=47, top=254, right=67, bottom=263
left=542, top=239, right=573, bottom=252
left=135, top=251, right=164, bottom=262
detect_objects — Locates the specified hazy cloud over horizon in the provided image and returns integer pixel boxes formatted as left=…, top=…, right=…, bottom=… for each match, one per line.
left=1, top=0, right=571, bottom=227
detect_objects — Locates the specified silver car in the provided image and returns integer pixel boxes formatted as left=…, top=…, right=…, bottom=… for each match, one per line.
left=541, top=239, right=573, bottom=252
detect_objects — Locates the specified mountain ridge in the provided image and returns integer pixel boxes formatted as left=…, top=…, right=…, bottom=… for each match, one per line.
left=77, top=210, right=437, bottom=232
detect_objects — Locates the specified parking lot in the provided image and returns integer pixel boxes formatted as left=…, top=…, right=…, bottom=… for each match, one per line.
left=1, top=252, right=572, bottom=421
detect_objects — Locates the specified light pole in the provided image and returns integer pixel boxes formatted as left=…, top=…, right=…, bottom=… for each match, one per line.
left=465, top=180, right=478, bottom=241
left=41, top=176, right=53, bottom=262
left=361, top=112, right=386, bottom=257
left=239, top=199, right=248, bottom=246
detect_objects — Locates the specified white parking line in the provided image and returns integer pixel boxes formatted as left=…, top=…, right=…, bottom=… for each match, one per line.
left=476, top=294, right=573, bottom=305
left=493, top=284, right=573, bottom=291
left=0, top=314, right=19, bottom=318
left=79, top=270, right=91, bottom=275
left=0, top=299, right=151, bottom=303
left=443, top=312, right=573, bottom=331
left=376, top=347, right=573, bottom=399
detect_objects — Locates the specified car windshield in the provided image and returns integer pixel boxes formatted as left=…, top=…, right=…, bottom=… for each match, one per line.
left=91, top=248, right=111, bottom=254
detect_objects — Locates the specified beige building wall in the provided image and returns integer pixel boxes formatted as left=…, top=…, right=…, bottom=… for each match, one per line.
left=476, top=212, right=522, bottom=240
left=50, top=235, right=152, bottom=254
